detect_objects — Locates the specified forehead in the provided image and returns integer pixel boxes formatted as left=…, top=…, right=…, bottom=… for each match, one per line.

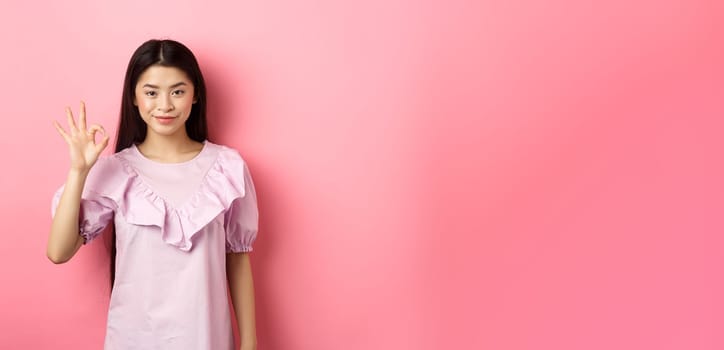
left=136, top=65, right=192, bottom=87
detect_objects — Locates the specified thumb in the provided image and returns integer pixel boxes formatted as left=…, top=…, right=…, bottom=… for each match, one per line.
left=96, top=135, right=110, bottom=153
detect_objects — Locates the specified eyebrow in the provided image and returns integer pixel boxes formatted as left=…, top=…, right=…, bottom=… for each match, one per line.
left=142, top=82, right=188, bottom=89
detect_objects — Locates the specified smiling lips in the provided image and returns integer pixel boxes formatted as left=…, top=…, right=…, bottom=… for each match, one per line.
left=154, top=116, right=176, bottom=125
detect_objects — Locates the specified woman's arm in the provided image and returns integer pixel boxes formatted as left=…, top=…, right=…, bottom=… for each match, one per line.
left=47, top=102, right=109, bottom=264
left=227, top=252, right=257, bottom=350
left=47, top=170, right=89, bottom=263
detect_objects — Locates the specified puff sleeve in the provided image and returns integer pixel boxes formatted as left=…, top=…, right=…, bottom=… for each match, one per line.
left=50, top=157, right=119, bottom=244
left=223, top=161, right=259, bottom=253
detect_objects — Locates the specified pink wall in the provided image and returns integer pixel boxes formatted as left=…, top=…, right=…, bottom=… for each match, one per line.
left=0, top=0, right=722, bottom=349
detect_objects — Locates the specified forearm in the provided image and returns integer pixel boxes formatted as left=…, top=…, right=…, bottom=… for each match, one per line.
left=227, top=252, right=257, bottom=348
left=47, top=169, right=88, bottom=263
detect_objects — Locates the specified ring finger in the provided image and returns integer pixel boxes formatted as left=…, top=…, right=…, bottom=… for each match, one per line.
left=66, top=107, right=78, bottom=135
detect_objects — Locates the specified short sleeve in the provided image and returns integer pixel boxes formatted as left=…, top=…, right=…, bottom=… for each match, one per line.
left=50, top=158, right=119, bottom=244
left=224, top=161, right=259, bottom=253
left=51, top=185, right=115, bottom=244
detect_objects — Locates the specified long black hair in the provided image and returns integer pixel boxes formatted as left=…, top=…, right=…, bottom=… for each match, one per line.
left=110, top=39, right=209, bottom=287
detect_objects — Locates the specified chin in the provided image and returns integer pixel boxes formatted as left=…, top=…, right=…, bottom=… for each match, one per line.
left=148, top=126, right=186, bottom=137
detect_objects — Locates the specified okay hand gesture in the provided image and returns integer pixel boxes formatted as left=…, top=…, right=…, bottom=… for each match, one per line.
left=53, top=101, right=110, bottom=173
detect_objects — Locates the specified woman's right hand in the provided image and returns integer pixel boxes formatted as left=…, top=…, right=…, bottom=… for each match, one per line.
left=53, top=101, right=110, bottom=173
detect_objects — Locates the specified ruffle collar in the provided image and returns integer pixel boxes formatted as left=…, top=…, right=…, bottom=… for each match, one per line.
left=100, top=142, right=247, bottom=251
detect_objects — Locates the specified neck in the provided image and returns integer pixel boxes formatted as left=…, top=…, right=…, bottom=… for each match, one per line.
left=137, top=132, right=204, bottom=163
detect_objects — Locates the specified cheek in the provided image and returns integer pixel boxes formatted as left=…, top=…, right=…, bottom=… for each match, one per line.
left=180, top=96, right=195, bottom=110
left=136, top=98, right=153, bottom=112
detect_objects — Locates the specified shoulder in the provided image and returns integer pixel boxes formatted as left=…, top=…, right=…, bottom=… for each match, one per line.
left=197, top=142, right=253, bottom=200
left=90, top=152, right=127, bottom=176
left=84, top=150, right=135, bottom=193
left=206, top=141, right=249, bottom=166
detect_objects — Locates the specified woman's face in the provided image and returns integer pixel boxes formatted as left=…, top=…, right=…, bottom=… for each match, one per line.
left=134, top=65, right=197, bottom=139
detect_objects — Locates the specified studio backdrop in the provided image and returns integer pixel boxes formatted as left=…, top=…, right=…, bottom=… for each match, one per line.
left=0, top=0, right=722, bottom=349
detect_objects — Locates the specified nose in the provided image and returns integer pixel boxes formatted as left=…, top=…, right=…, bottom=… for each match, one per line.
left=156, top=95, right=174, bottom=112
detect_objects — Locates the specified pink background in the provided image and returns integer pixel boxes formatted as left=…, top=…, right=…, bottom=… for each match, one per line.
left=1, top=0, right=722, bottom=349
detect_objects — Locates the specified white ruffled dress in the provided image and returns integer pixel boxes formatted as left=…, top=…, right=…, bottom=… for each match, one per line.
left=51, top=141, right=258, bottom=350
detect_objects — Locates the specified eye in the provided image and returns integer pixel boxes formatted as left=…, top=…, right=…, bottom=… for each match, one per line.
left=172, top=89, right=185, bottom=96
left=144, top=91, right=157, bottom=97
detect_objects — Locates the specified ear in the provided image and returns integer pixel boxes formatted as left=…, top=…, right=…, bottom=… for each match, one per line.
left=133, top=96, right=138, bottom=106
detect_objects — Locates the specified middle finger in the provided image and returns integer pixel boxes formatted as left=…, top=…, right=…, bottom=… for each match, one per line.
left=78, top=101, right=87, bottom=131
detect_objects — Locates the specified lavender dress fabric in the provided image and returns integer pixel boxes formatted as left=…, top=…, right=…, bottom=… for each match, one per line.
left=51, top=141, right=258, bottom=350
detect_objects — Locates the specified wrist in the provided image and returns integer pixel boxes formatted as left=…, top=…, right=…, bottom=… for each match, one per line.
left=240, top=343, right=257, bottom=350
left=67, top=168, right=91, bottom=179
left=241, top=337, right=257, bottom=348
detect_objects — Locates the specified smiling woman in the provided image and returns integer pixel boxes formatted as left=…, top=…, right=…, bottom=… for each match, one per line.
left=47, top=39, right=259, bottom=350
left=133, top=66, right=202, bottom=161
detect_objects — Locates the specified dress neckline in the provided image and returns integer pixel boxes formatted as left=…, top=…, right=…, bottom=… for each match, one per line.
left=131, top=141, right=209, bottom=166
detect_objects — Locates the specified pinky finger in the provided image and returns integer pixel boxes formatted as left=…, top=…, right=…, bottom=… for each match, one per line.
left=53, top=120, right=70, bottom=142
